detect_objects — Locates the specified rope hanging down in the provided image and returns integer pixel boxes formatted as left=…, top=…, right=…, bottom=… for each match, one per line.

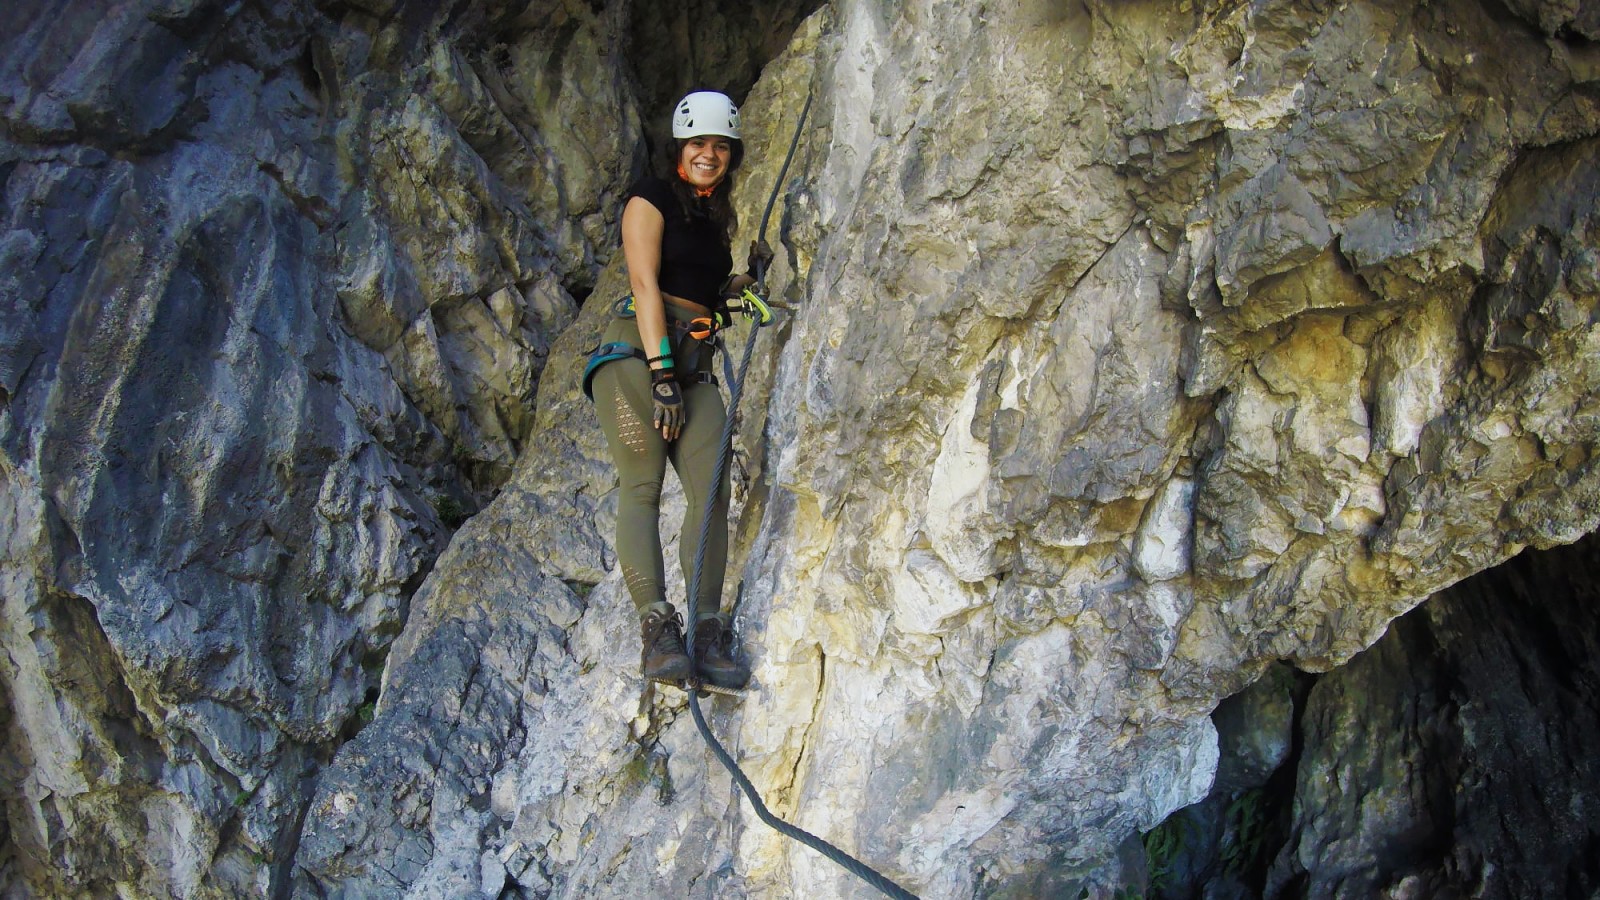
left=681, top=89, right=920, bottom=900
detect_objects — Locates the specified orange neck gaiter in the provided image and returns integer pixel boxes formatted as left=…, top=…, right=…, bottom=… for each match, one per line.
left=677, top=163, right=717, bottom=198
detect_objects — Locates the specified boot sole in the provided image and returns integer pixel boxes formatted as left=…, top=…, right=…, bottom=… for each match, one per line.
left=642, top=661, right=694, bottom=682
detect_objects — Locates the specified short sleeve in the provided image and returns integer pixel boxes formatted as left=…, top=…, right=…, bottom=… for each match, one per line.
left=625, top=177, right=678, bottom=217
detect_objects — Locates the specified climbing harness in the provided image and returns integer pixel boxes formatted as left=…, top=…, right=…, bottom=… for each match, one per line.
left=677, top=88, right=922, bottom=900
left=581, top=339, right=717, bottom=400
left=580, top=296, right=722, bottom=400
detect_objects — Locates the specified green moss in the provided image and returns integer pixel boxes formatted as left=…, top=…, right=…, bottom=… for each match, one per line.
left=431, top=494, right=468, bottom=529
left=1221, top=787, right=1270, bottom=876
left=619, top=750, right=675, bottom=805
left=1142, top=813, right=1193, bottom=895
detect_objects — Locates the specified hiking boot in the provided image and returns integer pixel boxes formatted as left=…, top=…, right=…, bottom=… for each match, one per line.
left=692, top=613, right=750, bottom=690
left=641, top=602, right=693, bottom=682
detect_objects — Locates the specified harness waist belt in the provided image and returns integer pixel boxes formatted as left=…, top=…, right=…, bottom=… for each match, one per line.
left=582, top=341, right=717, bottom=400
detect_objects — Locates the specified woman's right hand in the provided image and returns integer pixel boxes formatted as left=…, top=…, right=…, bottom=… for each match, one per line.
left=651, top=369, right=685, bottom=441
left=622, top=195, right=680, bottom=438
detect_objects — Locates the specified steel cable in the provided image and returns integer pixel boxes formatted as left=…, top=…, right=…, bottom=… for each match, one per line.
left=680, top=88, right=921, bottom=900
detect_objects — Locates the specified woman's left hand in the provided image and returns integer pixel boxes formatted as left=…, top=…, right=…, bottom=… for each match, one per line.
left=748, top=239, right=775, bottom=278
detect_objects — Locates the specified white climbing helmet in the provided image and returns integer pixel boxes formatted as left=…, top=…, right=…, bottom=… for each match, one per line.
left=672, top=90, right=741, bottom=139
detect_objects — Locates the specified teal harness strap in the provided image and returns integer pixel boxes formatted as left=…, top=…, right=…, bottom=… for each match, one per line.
left=582, top=342, right=646, bottom=400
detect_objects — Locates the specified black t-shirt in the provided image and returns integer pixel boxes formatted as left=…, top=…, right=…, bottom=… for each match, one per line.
left=624, top=177, right=733, bottom=306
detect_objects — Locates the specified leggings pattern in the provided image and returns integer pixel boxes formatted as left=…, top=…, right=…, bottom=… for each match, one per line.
left=592, top=309, right=731, bottom=617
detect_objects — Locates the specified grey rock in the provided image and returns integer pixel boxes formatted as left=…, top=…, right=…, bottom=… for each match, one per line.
left=4, top=0, right=1600, bottom=898
left=1210, top=663, right=1298, bottom=799
left=0, top=1, right=633, bottom=896
left=1268, top=535, right=1600, bottom=899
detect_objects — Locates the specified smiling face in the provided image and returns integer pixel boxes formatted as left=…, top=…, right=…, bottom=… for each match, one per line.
left=678, top=136, right=734, bottom=191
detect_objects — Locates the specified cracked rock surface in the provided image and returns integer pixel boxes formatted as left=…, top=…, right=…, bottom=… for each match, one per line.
left=2, top=0, right=630, bottom=895
left=3, top=1, right=1599, bottom=898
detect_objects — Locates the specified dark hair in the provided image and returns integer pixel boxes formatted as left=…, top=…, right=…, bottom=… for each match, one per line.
left=661, top=137, right=743, bottom=248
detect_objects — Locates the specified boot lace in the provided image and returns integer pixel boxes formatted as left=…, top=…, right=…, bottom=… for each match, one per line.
left=647, top=611, right=686, bottom=655
left=694, top=619, right=731, bottom=657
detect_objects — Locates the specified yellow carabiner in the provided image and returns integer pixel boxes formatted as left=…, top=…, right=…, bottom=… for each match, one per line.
left=739, top=287, right=774, bottom=326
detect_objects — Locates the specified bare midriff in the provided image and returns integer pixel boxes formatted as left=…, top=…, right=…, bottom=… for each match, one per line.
left=663, top=292, right=713, bottom=317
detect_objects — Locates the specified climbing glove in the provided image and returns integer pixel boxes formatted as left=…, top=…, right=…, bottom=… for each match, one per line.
left=651, top=369, right=684, bottom=440
left=720, top=273, right=756, bottom=301
left=747, top=239, right=774, bottom=280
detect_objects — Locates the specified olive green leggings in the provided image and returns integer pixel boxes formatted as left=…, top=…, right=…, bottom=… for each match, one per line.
left=592, top=308, right=731, bottom=618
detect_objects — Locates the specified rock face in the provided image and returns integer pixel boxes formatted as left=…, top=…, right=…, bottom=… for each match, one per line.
left=3, top=1, right=1599, bottom=898
left=1144, top=529, right=1600, bottom=900
left=1, top=0, right=635, bottom=895
left=1271, top=532, right=1600, bottom=899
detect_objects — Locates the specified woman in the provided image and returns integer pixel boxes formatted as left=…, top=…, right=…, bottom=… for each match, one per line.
left=589, top=90, right=758, bottom=690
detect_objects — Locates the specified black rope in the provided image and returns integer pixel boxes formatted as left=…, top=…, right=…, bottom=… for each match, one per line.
left=680, top=89, right=921, bottom=900
left=756, top=90, right=814, bottom=266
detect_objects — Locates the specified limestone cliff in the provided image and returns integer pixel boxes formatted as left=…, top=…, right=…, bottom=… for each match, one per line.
left=2, top=1, right=1598, bottom=898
